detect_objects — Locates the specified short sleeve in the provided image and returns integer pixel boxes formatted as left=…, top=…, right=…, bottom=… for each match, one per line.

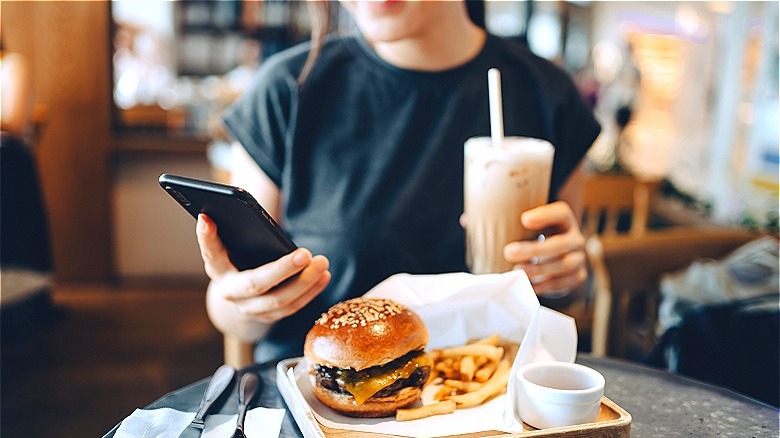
left=221, top=58, right=299, bottom=187
left=550, top=78, right=601, bottom=197
left=504, top=40, right=601, bottom=198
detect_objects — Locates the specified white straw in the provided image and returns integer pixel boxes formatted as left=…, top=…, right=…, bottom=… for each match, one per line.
left=488, top=68, right=504, bottom=148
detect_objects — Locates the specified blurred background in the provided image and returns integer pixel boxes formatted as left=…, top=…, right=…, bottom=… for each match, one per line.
left=1, top=1, right=778, bottom=436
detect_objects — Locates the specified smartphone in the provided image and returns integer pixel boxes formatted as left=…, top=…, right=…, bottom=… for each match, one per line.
left=158, top=173, right=297, bottom=271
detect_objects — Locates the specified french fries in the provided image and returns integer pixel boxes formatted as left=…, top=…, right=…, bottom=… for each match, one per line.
left=395, top=333, right=516, bottom=422
left=474, top=333, right=501, bottom=346
left=444, top=379, right=482, bottom=392
left=459, top=355, right=476, bottom=381
left=474, top=360, right=498, bottom=382
left=396, top=400, right=457, bottom=422
left=447, top=359, right=511, bottom=408
left=435, top=344, right=504, bottom=362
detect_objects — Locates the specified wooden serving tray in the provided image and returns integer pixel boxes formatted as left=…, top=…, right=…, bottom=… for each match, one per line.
left=276, top=358, right=631, bottom=438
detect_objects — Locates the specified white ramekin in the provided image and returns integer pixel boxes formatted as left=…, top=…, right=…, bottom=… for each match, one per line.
left=517, top=361, right=605, bottom=429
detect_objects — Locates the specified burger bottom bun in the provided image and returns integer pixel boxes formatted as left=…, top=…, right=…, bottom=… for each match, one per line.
left=311, top=384, right=422, bottom=418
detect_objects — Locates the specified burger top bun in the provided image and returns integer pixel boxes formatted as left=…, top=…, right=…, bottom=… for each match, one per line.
left=304, top=297, right=429, bottom=371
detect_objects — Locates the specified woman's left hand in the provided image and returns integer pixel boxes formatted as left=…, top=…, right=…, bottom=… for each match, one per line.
left=503, top=201, right=588, bottom=296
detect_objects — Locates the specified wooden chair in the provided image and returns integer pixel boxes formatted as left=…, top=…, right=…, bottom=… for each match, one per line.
left=588, top=227, right=759, bottom=359
left=571, top=173, right=659, bottom=356
left=581, top=236, right=614, bottom=357
left=581, top=173, right=660, bottom=237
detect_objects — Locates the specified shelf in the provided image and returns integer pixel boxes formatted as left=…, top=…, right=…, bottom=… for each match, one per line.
left=111, top=132, right=211, bottom=155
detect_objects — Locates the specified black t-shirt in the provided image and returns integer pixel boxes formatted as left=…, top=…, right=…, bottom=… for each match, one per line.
left=222, top=33, right=601, bottom=361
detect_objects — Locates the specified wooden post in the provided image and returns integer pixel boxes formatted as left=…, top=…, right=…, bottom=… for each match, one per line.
left=3, top=1, right=114, bottom=281
left=224, top=335, right=254, bottom=369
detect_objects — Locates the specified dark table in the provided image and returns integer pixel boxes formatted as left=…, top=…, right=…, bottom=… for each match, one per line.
left=104, top=355, right=779, bottom=437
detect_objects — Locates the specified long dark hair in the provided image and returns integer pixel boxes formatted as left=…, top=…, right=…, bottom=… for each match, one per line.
left=298, top=0, right=486, bottom=85
left=298, top=1, right=332, bottom=86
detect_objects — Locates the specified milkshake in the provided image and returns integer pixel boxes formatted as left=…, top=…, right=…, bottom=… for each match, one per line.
left=464, top=136, right=555, bottom=274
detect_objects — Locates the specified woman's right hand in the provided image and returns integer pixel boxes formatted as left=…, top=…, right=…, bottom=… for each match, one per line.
left=196, top=213, right=331, bottom=341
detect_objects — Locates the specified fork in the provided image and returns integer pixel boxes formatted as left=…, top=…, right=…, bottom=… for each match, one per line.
left=231, top=372, right=261, bottom=438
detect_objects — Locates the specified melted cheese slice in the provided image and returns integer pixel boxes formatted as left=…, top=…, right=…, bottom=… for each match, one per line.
left=342, top=353, right=432, bottom=405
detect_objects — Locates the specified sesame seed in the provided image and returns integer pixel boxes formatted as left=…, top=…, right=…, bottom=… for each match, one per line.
left=316, top=298, right=407, bottom=329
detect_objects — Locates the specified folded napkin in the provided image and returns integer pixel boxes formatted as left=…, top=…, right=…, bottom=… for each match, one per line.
left=114, top=407, right=285, bottom=438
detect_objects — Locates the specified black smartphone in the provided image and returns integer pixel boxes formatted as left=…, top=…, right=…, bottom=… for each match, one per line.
left=158, top=173, right=297, bottom=270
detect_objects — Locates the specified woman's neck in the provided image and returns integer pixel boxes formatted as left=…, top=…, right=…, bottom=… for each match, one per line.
left=368, top=7, right=486, bottom=72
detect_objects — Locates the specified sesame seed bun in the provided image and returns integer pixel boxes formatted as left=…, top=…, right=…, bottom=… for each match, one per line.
left=303, top=298, right=431, bottom=418
left=304, top=297, right=429, bottom=371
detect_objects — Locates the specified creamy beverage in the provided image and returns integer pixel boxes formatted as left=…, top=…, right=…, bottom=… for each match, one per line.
left=464, top=136, right=555, bottom=274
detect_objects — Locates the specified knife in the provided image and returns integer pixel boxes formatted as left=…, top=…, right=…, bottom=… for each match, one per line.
left=231, top=372, right=261, bottom=438
left=177, top=364, right=236, bottom=438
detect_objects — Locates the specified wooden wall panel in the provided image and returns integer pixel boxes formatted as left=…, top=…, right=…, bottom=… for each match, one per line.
left=3, top=2, right=113, bottom=281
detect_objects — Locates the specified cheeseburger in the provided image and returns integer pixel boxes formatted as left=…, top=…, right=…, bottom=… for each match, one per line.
left=303, top=297, right=432, bottom=418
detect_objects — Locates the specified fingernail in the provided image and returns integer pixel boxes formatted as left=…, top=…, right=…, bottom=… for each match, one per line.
left=197, top=215, right=207, bottom=232
left=293, top=249, right=309, bottom=266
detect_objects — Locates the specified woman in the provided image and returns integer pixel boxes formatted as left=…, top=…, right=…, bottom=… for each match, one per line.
left=197, top=0, right=600, bottom=361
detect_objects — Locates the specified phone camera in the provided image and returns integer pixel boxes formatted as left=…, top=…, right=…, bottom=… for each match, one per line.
left=166, top=187, right=191, bottom=207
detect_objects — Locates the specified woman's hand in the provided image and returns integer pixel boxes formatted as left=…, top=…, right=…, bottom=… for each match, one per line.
left=196, top=213, right=331, bottom=341
left=503, top=201, right=588, bottom=297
